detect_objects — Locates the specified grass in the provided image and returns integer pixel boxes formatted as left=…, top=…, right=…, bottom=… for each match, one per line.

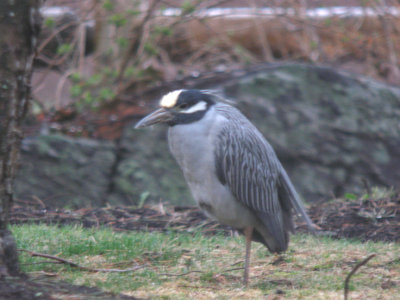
left=12, top=224, right=400, bottom=299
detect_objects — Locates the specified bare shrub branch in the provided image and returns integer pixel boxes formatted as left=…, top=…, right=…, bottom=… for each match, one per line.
left=344, top=254, right=376, bottom=300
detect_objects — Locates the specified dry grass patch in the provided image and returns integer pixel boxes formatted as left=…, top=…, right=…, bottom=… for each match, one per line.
left=12, top=224, right=400, bottom=299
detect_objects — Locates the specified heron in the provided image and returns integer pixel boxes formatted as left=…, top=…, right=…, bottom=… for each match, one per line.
left=135, top=89, right=314, bottom=285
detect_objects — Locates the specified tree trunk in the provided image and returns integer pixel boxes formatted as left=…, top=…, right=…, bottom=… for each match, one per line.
left=0, top=0, right=42, bottom=276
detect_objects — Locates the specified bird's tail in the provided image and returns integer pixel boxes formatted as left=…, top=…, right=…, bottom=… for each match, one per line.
left=279, top=168, right=315, bottom=233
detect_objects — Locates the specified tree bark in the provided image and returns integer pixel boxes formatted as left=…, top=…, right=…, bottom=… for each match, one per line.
left=0, top=0, right=42, bottom=276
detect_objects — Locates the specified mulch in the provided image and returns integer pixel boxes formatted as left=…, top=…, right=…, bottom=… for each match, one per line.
left=305, top=192, right=400, bottom=242
left=11, top=191, right=400, bottom=242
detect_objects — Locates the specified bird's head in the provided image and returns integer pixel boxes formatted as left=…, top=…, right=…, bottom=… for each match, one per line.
left=135, top=89, right=216, bottom=128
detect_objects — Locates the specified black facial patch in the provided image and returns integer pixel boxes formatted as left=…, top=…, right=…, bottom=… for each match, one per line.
left=167, top=90, right=216, bottom=126
left=176, top=90, right=215, bottom=109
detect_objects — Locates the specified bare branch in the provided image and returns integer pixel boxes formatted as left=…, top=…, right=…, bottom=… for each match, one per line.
left=344, top=254, right=376, bottom=300
left=160, top=266, right=244, bottom=277
left=116, top=0, right=162, bottom=82
left=18, top=249, right=146, bottom=273
left=160, top=270, right=203, bottom=277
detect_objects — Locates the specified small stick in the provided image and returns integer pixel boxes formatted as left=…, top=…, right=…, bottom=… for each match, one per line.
left=31, top=195, right=46, bottom=209
left=160, top=267, right=244, bottom=278
left=160, top=270, right=203, bottom=277
left=218, top=267, right=244, bottom=274
left=344, top=254, right=376, bottom=300
left=18, top=249, right=146, bottom=273
left=20, top=261, right=62, bottom=266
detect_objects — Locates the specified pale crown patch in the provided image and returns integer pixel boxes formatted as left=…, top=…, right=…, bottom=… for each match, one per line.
left=160, top=90, right=184, bottom=108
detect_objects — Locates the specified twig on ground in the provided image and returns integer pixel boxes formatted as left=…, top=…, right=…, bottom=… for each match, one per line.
left=20, top=260, right=62, bottom=266
left=230, top=260, right=243, bottom=267
left=160, top=266, right=244, bottom=278
left=178, top=284, right=220, bottom=290
left=344, top=254, right=376, bottom=300
left=28, top=271, right=58, bottom=277
left=18, top=249, right=146, bottom=273
left=218, top=267, right=244, bottom=274
left=31, top=196, right=46, bottom=209
left=160, top=270, right=203, bottom=277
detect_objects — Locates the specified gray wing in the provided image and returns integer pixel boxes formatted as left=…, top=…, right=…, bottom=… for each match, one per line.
left=214, top=120, right=291, bottom=252
left=213, top=103, right=314, bottom=251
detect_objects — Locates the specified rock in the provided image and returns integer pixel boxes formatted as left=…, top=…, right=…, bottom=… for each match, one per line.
left=15, top=135, right=116, bottom=208
left=118, top=64, right=400, bottom=204
left=223, top=64, right=400, bottom=201
left=14, top=131, right=192, bottom=208
left=108, top=125, right=192, bottom=206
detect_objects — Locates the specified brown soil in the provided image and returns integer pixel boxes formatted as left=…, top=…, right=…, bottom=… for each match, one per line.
left=305, top=193, right=400, bottom=242
left=0, top=275, right=139, bottom=300
left=4, top=191, right=399, bottom=299
left=11, top=191, right=400, bottom=242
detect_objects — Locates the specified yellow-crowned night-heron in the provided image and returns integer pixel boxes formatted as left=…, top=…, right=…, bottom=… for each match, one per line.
left=135, top=89, right=314, bottom=285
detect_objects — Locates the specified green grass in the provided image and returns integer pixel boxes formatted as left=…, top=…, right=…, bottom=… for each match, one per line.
left=12, top=224, right=400, bottom=299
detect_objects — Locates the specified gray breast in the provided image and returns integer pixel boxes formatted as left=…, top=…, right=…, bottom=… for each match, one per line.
left=167, top=105, right=219, bottom=183
left=167, top=105, right=260, bottom=228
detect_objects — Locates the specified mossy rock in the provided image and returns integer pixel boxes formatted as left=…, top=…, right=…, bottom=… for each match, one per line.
left=108, top=126, right=192, bottom=206
left=15, top=135, right=116, bottom=208
left=223, top=64, right=400, bottom=201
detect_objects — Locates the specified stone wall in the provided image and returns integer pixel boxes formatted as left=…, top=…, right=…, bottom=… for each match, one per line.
left=15, top=64, right=400, bottom=207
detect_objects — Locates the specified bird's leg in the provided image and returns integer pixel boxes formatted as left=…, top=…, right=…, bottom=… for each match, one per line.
left=243, top=226, right=253, bottom=286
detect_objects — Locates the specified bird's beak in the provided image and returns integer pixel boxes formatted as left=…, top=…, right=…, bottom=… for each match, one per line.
left=134, top=107, right=173, bottom=129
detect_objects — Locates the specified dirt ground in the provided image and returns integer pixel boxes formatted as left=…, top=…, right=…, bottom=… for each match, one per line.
left=0, top=275, right=139, bottom=300
left=305, top=192, right=400, bottom=242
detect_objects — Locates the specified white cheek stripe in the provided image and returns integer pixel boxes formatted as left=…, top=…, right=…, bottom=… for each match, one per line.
left=182, top=101, right=207, bottom=113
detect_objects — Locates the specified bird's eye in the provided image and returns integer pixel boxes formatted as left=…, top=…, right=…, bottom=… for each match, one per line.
left=178, top=103, right=189, bottom=109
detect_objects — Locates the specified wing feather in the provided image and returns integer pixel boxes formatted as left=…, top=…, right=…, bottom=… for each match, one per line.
left=214, top=112, right=289, bottom=251
left=213, top=104, right=314, bottom=252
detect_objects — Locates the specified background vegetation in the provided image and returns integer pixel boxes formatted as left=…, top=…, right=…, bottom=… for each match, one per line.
left=35, top=0, right=400, bottom=116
